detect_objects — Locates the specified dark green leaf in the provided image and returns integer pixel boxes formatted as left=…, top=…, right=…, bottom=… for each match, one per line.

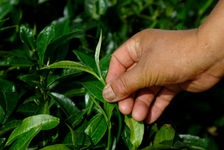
left=0, top=120, right=21, bottom=136
left=40, top=144, right=71, bottom=150
left=63, top=120, right=91, bottom=149
left=0, top=56, right=34, bottom=67
left=124, top=115, right=144, bottom=149
left=85, top=113, right=107, bottom=145
left=20, top=25, right=35, bottom=50
left=17, top=102, right=39, bottom=116
left=66, top=110, right=86, bottom=128
left=18, top=74, right=39, bottom=86
left=50, top=92, right=80, bottom=117
left=81, top=80, right=105, bottom=102
left=73, top=50, right=97, bottom=72
left=36, top=24, right=55, bottom=65
left=6, top=114, right=60, bottom=146
left=0, top=105, right=5, bottom=124
left=104, top=102, right=115, bottom=120
left=64, top=88, right=85, bottom=97
left=0, top=78, right=16, bottom=92
left=9, top=127, right=41, bottom=150
left=0, top=3, right=13, bottom=20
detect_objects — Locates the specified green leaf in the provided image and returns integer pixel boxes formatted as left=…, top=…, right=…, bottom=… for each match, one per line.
left=153, top=124, right=175, bottom=146
left=0, top=120, right=21, bottom=136
left=9, top=127, right=41, bottom=150
left=95, top=30, right=103, bottom=78
left=0, top=56, right=34, bottom=67
left=0, top=105, right=5, bottom=124
left=73, top=50, right=97, bottom=72
left=0, top=78, right=16, bottom=92
left=18, top=74, right=40, bottom=86
left=66, top=110, right=86, bottom=128
left=81, top=80, right=105, bottom=102
left=121, top=124, right=133, bottom=149
left=0, top=3, right=13, bottom=20
left=6, top=114, right=60, bottom=146
left=124, top=115, right=144, bottom=149
left=85, top=113, right=107, bottom=145
left=50, top=92, right=80, bottom=117
left=175, top=134, right=209, bottom=150
left=42, top=61, right=100, bottom=81
left=36, top=24, right=55, bottom=65
left=40, top=144, right=71, bottom=150
left=104, top=102, right=115, bottom=120
left=20, top=25, right=35, bottom=50
left=85, top=0, right=108, bottom=20
left=63, top=120, right=91, bottom=149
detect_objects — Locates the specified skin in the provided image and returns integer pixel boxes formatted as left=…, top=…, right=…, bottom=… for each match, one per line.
left=103, top=0, right=224, bottom=124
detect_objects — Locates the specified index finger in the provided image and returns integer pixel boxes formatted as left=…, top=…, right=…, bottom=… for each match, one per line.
left=106, top=37, right=141, bottom=83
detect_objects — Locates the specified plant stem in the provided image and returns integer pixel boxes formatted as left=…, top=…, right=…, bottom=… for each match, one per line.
left=90, top=96, right=111, bottom=150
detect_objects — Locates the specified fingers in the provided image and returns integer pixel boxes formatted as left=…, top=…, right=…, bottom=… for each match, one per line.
left=106, top=37, right=141, bottom=83
left=146, top=88, right=177, bottom=124
left=103, top=63, right=144, bottom=102
left=118, top=95, right=135, bottom=115
left=132, top=88, right=160, bottom=121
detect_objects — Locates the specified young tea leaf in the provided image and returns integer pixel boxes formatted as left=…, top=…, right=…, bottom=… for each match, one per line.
left=124, top=115, right=144, bottom=149
left=6, top=114, right=60, bottom=146
left=42, top=61, right=100, bottom=81
left=36, top=24, right=55, bottom=66
left=95, top=30, right=103, bottom=79
left=85, top=113, right=107, bottom=145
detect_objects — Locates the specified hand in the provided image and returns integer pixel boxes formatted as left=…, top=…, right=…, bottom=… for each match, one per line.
left=103, top=28, right=224, bottom=123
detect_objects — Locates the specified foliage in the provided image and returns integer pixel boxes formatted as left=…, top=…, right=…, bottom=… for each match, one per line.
left=0, top=0, right=223, bottom=149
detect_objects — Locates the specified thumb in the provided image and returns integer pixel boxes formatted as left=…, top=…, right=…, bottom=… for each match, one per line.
left=103, top=64, right=144, bottom=102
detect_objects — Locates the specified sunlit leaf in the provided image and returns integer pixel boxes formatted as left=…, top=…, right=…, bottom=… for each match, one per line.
left=95, top=30, right=103, bottom=78
left=20, top=25, right=35, bottom=50
left=6, top=114, right=60, bottom=146
left=124, top=115, right=144, bottom=149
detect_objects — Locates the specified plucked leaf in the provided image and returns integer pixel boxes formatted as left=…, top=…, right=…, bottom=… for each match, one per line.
left=36, top=24, right=55, bottom=65
left=20, top=25, right=35, bottom=50
left=9, top=127, right=41, bottom=150
left=124, top=115, right=144, bottom=149
left=85, top=113, right=107, bottom=145
left=81, top=80, right=105, bottom=102
left=40, top=144, right=71, bottom=150
left=6, top=114, right=60, bottom=146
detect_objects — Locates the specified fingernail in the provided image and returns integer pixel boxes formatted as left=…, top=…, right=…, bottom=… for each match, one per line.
left=103, top=84, right=116, bottom=101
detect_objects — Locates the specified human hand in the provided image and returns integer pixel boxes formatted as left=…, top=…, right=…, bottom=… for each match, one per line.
left=102, top=28, right=224, bottom=123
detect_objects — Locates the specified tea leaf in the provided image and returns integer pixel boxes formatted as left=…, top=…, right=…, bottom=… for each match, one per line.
left=20, top=25, right=35, bottom=50
left=9, top=127, right=41, bottom=150
left=124, top=115, right=144, bottom=149
left=95, top=30, right=103, bottom=79
left=37, top=24, right=55, bottom=65
left=0, top=120, right=21, bottom=136
left=40, top=144, right=71, bottom=150
left=0, top=105, right=5, bottom=123
left=50, top=92, right=80, bottom=117
left=81, top=80, right=105, bottom=102
left=6, top=114, right=60, bottom=146
left=42, top=61, right=100, bottom=81
left=85, top=113, right=107, bottom=145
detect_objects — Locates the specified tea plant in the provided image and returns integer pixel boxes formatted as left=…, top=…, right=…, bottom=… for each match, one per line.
left=0, top=0, right=223, bottom=149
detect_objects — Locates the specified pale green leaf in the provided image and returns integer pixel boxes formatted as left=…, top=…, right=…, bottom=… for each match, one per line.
left=124, top=115, right=144, bottom=149
left=95, top=30, right=103, bottom=78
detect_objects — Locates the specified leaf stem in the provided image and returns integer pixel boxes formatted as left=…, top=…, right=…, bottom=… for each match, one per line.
left=90, top=96, right=111, bottom=150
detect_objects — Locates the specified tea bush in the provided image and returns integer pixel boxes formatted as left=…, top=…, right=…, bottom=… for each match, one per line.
left=0, top=0, right=223, bottom=149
